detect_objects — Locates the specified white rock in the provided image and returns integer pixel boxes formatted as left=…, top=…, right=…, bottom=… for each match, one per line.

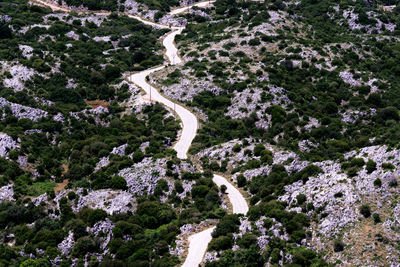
left=0, top=97, right=47, bottom=121
left=118, top=158, right=166, bottom=195
left=18, top=45, right=33, bottom=59
left=73, top=189, right=135, bottom=215
left=58, top=231, right=75, bottom=255
left=0, top=184, right=14, bottom=202
left=0, top=133, right=18, bottom=157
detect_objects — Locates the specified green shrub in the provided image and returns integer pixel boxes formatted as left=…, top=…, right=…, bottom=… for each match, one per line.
left=71, top=237, right=97, bottom=258
left=382, top=163, right=395, bottom=171
left=208, top=235, right=233, bottom=251
left=333, top=240, right=345, bottom=252
left=232, top=144, right=242, bottom=153
left=373, top=213, right=381, bottom=224
left=334, top=192, right=343, bottom=198
left=373, top=178, right=382, bottom=187
left=366, top=160, right=377, bottom=173
left=237, top=174, right=246, bottom=187
left=296, top=194, right=307, bottom=205
left=389, top=179, right=398, bottom=187
left=359, top=205, right=371, bottom=218
left=67, top=191, right=76, bottom=200
left=87, top=209, right=107, bottom=226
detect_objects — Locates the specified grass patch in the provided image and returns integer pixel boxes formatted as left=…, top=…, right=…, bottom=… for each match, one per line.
left=26, top=181, right=56, bottom=196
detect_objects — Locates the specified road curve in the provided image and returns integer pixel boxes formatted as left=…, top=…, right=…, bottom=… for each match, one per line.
left=128, top=4, right=248, bottom=265
left=128, top=62, right=197, bottom=159
left=182, top=226, right=216, bottom=267
left=182, top=175, right=248, bottom=266
left=128, top=6, right=248, bottom=263
left=30, top=0, right=247, bottom=265
left=213, top=174, right=249, bottom=214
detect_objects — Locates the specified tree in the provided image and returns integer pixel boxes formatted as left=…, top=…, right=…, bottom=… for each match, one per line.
left=366, top=160, right=377, bottom=173
left=378, top=107, right=400, bottom=121
left=110, top=176, right=127, bottom=190
left=366, top=93, right=382, bottom=107
left=389, top=179, right=398, bottom=187
left=60, top=199, right=75, bottom=223
left=174, top=181, right=184, bottom=193
left=212, top=215, right=240, bottom=238
left=66, top=219, right=87, bottom=239
left=131, top=150, right=144, bottom=163
left=333, top=240, right=344, bottom=252
left=87, top=209, right=107, bottom=226
left=104, top=65, right=121, bottom=80
left=67, top=191, right=76, bottom=200
left=220, top=185, right=227, bottom=194
left=0, top=244, right=17, bottom=261
left=296, top=194, right=307, bottom=205
left=232, top=144, right=241, bottom=152
left=373, top=178, right=382, bottom=187
left=237, top=174, right=246, bottom=187
left=0, top=23, right=12, bottom=39
left=208, top=235, right=233, bottom=251
left=20, top=259, right=50, bottom=267
left=253, top=144, right=265, bottom=156
left=71, top=237, right=97, bottom=258
left=359, top=205, right=371, bottom=218
left=373, top=213, right=381, bottom=224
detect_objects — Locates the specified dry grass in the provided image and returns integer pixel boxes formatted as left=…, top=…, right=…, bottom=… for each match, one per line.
left=86, top=100, right=109, bottom=109
left=54, top=179, right=69, bottom=193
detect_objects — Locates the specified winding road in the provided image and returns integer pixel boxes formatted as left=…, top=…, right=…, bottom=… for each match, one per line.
left=31, top=1, right=248, bottom=266
left=128, top=8, right=249, bottom=263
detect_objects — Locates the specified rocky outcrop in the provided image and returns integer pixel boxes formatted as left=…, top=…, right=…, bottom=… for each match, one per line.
left=73, top=189, right=136, bottom=214
left=58, top=231, right=75, bottom=255
left=0, top=184, right=14, bottom=202
left=0, top=133, right=18, bottom=157
left=118, top=158, right=167, bottom=195
left=88, top=218, right=115, bottom=252
left=18, top=45, right=33, bottom=59
left=161, top=78, right=221, bottom=102
left=2, top=63, right=36, bottom=92
left=0, top=97, right=48, bottom=121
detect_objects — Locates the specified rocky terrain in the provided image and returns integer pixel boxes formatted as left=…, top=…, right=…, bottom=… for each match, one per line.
left=1, top=0, right=400, bottom=266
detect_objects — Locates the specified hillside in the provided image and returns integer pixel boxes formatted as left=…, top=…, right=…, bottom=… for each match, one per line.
left=1, top=0, right=400, bottom=266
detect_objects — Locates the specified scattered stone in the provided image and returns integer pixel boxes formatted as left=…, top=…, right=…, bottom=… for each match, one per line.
left=203, top=251, right=219, bottom=264
left=118, top=158, right=166, bottom=195
left=298, top=140, right=318, bottom=152
left=66, top=31, right=79, bottom=40
left=111, top=144, right=128, bottom=156
left=339, top=71, right=361, bottom=87
left=17, top=156, right=28, bottom=169
left=19, top=45, right=34, bottom=59
left=73, top=189, right=136, bottom=214
left=0, top=97, right=48, bottom=121
left=162, top=78, right=221, bottom=102
left=88, top=218, right=115, bottom=251
left=0, top=15, right=12, bottom=22
left=341, top=108, right=376, bottom=123
left=53, top=113, right=64, bottom=123
left=0, top=184, right=14, bottom=202
left=303, top=117, right=320, bottom=131
left=2, top=63, right=36, bottom=92
left=58, top=231, right=74, bottom=255
left=32, top=193, right=48, bottom=206
left=19, top=24, right=50, bottom=35
left=0, top=133, right=18, bottom=157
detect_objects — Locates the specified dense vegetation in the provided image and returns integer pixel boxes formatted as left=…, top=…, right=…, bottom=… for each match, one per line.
left=2, top=0, right=400, bottom=265
left=1, top=1, right=165, bottom=107
left=0, top=1, right=205, bottom=265
left=177, top=0, right=400, bottom=164
left=55, top=0, right=182, bottom=12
